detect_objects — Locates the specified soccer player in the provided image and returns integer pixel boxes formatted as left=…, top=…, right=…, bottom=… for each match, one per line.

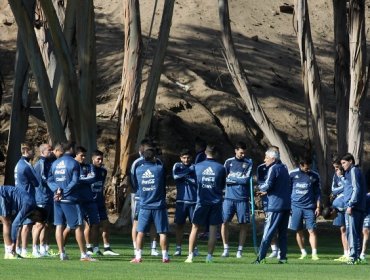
left=185, top=144, right=226, bottom=263
left=86, top=150, right=119, bottom=256
left=253, top=148, right=291, bottom=264
left=221, top=141, right=252, bottom=258
left=1, top=186, right=46, bottom=259
left=360, top=192, right=370, bottom=261
left=32, top=143, right=55, bottom=257
left=289, top=156, right=321, bottom=261
left=130, top=147, right=169, bottom=263
left=330, top=156, right=349, bottom=262
left=338, top=153, right=366, bottom=264
left=73, top=146, right=101, bottom=256
left=14, top=143, right=40, bottom=258
left=130, top=139, right=161, bottom=256
left=48, top=142, right=96, bottom=261
left=172, top=149, right=198, bottom=256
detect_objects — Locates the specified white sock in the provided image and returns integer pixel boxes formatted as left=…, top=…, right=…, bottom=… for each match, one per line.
left=93, top=246, right=100, bottom=253
left=271, top=244, right=278, bottom=251
left=151, top=241, right=157, bottom=250
left=133, top=241, right=137, bottom=249
left=223, top=244, right=229, bottom=251
left=135, top=249, right=142, bottom=259
left=45, top=244, right=50, bottom=252
left=81, top=253, right=88, bottom=258
left=104, top=244, right=110, bottom=248
left=162, top=250, right=168, bottom=259
left=301, top=249, right=307, bottom=255
left=33, top=245, right=39, bottom=253
left=21, top=248, right=27, bottom=254
left=39, top=245, right=46, bottom=254
left=237, top=245, right=243, bottom=251
left=6, top=245, right=13, bottom=253
left=312, top=249, right=317, bottom=255
left=188, top=252, right=194, bottom=258
left=344, top=250, right=349, bottom=257
left=207, top=253, right=212, bottom=259
left=176, top=245, right=181, bottom=250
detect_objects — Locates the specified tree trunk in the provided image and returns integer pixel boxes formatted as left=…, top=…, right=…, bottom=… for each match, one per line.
left=76, top=0, right=97, bottom=157
left=218, top=0, right=295, bottom=169
left=4, top=32, right=30, bottom=185
left=137, top=0, right=175, bottom=144
left=348, top=0, right=367, bottom=165
left=333, top=0, right=350, bottom=156
left=295, top=0, right=330, bottom=201
left=114, top=0, right=143, bottom=227
left=39, top=0, right=81, bottom=143
left=9, top=0, right=66, bottom=144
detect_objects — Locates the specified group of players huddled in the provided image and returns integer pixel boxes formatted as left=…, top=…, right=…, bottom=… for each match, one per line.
left=1, top=137, right=370, bottom=265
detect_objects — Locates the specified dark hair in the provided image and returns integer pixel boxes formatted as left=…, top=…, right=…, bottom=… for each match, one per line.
left=62, top=141, right=76, bottom=153
left=341, top=153, right=355, bottom=165
left=299, top=155, right=312, bottom=166
left=180, top=148, right=192, bottom=157
left=143, top=148, right=156, bottom=161
left=235, top=141, right=247, bottom=150
left=92, top=150, right=104, bottom=157
left=75, top=146, right=87, bottom=155
left=331, top=153, right=341, bottom=165
left=205, top=144, right=220, bottom=158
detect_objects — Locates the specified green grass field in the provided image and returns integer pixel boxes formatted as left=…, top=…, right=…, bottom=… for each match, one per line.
left=1, top=222, right=370, bottom=280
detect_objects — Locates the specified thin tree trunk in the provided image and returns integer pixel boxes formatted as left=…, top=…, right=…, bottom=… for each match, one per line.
left=4, top=31, right=30, bottom=185
left=55, top=0, right=77, bottom=140
left=333, top=0, right=350, bottom=156
left=115, top=0, right=143, bottom=227
left=218, top=0, right=295, bottom=169
left=76, top=0, right=97, bottom=157
left=295, top=0, right=330, bottom=200
left=348, top=0, right=367, bottom=165
left=9, top=0, right=66, bottom=144
left=39, top=0, right=81, bottom=143
left=137, top=0, right=175, bottom=143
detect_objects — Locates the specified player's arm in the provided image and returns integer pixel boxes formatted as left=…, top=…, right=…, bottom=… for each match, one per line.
left=258, top=166, right=275, bottom=193
left=314, top=174, right=321, bottom=216
left=47, top=167, right=59, bottom=192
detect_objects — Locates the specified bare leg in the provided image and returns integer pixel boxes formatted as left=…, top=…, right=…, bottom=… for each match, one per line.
left=340, top=226, right=348, bottom=255
left=296, top=230, right=305, bottom=250
left=221, top=223, right=229, bottom=246
left=55, top=225, right=64, bottom=254
left=75, top=226, right=87, bottom=254
left=21, top=224, right=31, bottom=251
left=32, top=222, right=44, bottom=250
left=84, top=222, right=91, bottom=245
left=361, top=228, right=369, bottom=256
left=207, top=225, right=217, bottom=255
left=308, top=229, right=318, bottom=252
left=0, top=216, right=13, bottom=247
left=188, top=224, right=199, bottom=255
left=101, top=219, right=110, bottom=245
left=175, top=224, right=184, bottom=247
left=239, top=224, right=248, bottom=247
left=132, top=220, right=138, bottom=249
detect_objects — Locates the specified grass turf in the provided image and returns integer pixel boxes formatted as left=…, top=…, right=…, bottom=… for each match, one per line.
left=1, top=223, right=370, bottom=280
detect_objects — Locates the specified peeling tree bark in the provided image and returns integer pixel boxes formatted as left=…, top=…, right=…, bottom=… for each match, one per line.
left=333, top=0, right=350, bottom=156
left=76, top=0, right=97, bottom=158
left=9, top=0, right=66, bottom=144
left=137, top=0, right=175, bottom=143
left=348, top=0, right=367, bottom=165
left=295, top=0, right=330, bottom=200
left=114, top=0, right=143, bottom=227
left=218, top=0, right=295, bottom=169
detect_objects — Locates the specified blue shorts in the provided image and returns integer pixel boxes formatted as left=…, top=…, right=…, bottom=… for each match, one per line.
left=222, top=199, right=250, bottom=224
left=289, top=206, right=316, bottom=231
left=37, top=203, right=54, bottom=224
left=363, top=213, right=370, bottom=229
left=192, top=203, right=223, bottom=226
left=54, top=201, right=83, bottom=229
left=175, top=202, right=195, bottom=225
left=97, top=203, right=108, bottom=221
left=80, top=201, right=100, bottom=225
left=137, top=208, right=169, bottom=233
left=333, top=211, right=345, bottom=227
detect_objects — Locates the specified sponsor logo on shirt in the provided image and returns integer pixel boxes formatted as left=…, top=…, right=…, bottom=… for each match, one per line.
left=202, top=167, right=215, bottom=176
left=56, top=161, right=66, bottom=169
left=142, top=169, right=154, bottom=179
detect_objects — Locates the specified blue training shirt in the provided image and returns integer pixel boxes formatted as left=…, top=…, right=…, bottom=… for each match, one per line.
left=258, top=160, right=291, bottom=212
left=0, top=186, right=36, bottom=242
left=194, top=158, right=226, bottom=205
left=76, top=163, right=95, bottom=202
left=331, top=174, right=344, bottom=197
left=135, top=160, right=166, bottom=210
left=47, top=154, right=80, bottom=202
left=14, top=156, right=39, bottom=199
left=34, top=156, right=54, bottom=205
left=172, top=162, right=197, bottom=203
left=290, top=168, right=321, bottom=209
left=90, top=164, right=108, bottom=207
left=341, top=165, right=366, bottom=211
left=224, top=157, right=252, bottom=200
